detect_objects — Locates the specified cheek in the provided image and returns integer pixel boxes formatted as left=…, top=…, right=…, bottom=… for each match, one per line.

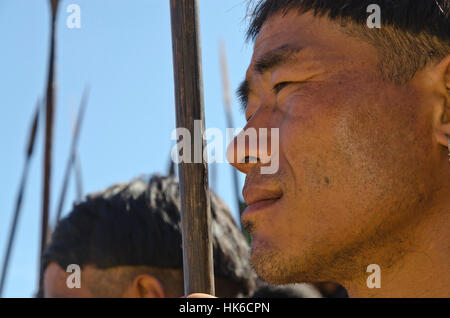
left=275, top=83, right=372, bottom=218
left=279, top=77, right=404, bottom=194
left=278, top=84, right=344, bottom=195
left=277, top=78, right=435, bottom=231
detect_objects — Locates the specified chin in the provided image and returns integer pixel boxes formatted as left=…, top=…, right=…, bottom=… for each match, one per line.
left=250, top=233, right=338, bottom=285
left=249, top=236, right=303, bottom=285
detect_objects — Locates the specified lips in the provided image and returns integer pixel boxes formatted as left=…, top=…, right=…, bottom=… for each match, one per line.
left=242, top=182, right=283, bottom=216
left=243, top=189, right=282, bottom=206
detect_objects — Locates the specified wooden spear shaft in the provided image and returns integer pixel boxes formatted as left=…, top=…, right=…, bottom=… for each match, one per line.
left=38, top=0, right=59, bottom=297
left=219, top=43, right=250, bottom=242
left=55, top=86, right=89, bottom=222
left=219, top=43, right=244, bottom=214
left=0, top=101, right=40, bottom=297
left=169, top=0, right=215, bottom=295
left=73, top=153, right=84, bottom=202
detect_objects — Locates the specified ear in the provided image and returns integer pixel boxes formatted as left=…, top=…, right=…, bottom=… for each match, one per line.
left=431, top=54, right=450, bottom=148
left=125, top=274, right=165, bottom=298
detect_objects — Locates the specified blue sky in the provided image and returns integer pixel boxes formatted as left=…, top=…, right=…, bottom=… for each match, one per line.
left=0, top=0, right=253, bottom=297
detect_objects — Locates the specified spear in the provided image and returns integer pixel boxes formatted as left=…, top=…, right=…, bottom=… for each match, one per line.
left=38, top=0, right=59, bottom=297
left=73, top=153, right=84, bottom=202
left=210, top=161, right=217, bottom=192
left=0, top=101, right=41, bottom=297
left=55, top=86, right=89, bottom=222
left=69, top=99, right=84, bottom=202
left=167, top=153, right=176, bottom=177
left=219, top=42, right=250, bottom=241
left=219, top=42, right=246, bottom=215
left=169, top=0, right=215, bottom=295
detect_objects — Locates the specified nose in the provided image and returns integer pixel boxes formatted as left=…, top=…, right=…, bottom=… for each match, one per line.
left=226, top=128, right=258, bottom=174
left=226, top=124, right=275, bottom=174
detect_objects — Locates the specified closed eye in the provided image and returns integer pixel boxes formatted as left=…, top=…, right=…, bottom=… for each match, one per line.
left=272, top=82, right=293, bottom=95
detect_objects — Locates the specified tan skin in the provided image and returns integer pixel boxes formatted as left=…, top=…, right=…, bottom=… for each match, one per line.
left=45, top=12, right=450, bottom=299
left=44, top=262, right=243, bottom=298
left=223, top=12, right=450, bottom=298
left=44, top=262, right=165, bottom=298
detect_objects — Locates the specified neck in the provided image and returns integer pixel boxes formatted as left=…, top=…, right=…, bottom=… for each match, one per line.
left=344, top=202, right=450, bottom=298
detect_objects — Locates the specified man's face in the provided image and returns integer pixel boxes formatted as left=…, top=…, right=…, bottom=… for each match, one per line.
left=230, top=12, right=441, bottom=285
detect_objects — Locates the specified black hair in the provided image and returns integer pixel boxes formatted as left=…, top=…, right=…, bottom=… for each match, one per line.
left=246, top=0, right=450, bottom=83
left=43, top=175, right=255, bottom=296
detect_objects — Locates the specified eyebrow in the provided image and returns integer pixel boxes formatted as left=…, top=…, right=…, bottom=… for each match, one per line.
left=254, top=44, right=304, bottom=75
left=236, top=44, right=304, bottom=112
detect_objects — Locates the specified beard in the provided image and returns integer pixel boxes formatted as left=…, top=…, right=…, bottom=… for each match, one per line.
left=248, top=228, right=388, bottom=286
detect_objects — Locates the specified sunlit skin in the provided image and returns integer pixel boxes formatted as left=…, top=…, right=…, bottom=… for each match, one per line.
left=44, top=262, right=165, bottom=298
left=44, top=262, right=243, bottom=298
left=44, top=263, right=93, bottom=298
left=227, top=12, right=450, bottom=297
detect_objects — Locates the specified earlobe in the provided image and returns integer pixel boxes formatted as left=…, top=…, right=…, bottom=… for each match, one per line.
left=443, top=133, right=450, bottom=163
left=447, top=135, right=450, bottom=163
left=435, top=117, right=450, bottom=150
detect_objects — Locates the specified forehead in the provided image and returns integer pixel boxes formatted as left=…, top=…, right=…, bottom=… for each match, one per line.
left=247, top=11, right=376, bottom=79
left=254, top=11, right=320, bottom=52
